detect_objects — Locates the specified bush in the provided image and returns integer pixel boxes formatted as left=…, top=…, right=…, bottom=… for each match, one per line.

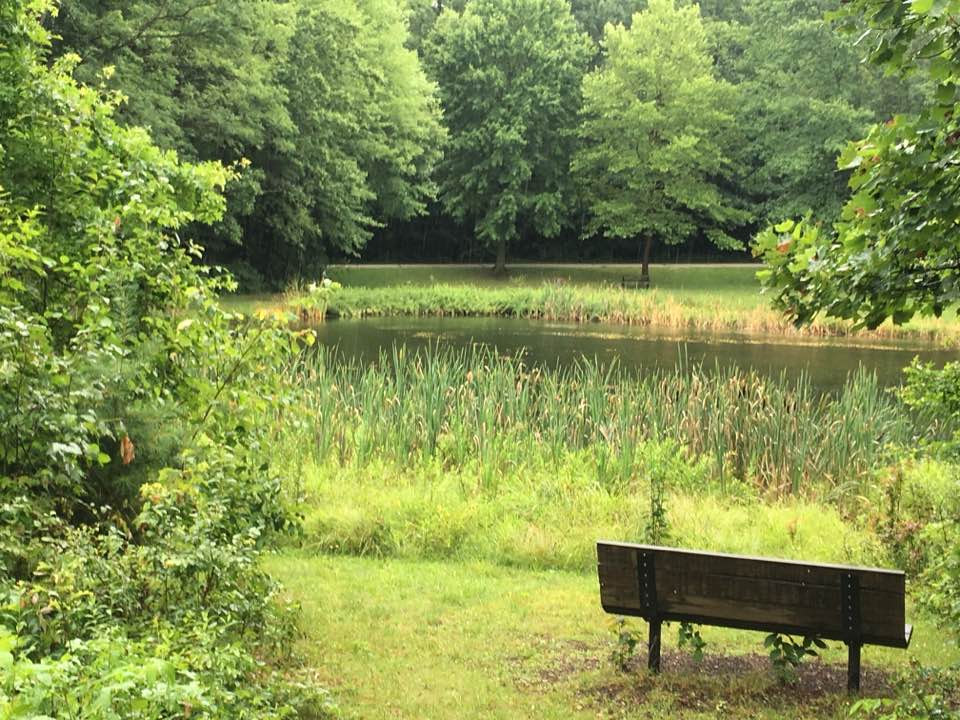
left=851, top=661, right=960, bottom=720
left=894, top=363, right=960, bottom=638
left=0, top=1, right=327, bottom=716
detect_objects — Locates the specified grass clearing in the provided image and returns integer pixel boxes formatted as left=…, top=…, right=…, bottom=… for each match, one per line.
left=267, top=553, right=959, bottom=720
left=231, top=268, right=960, bottom=716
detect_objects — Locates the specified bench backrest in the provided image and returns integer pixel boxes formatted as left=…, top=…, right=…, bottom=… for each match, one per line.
left=597, top=541, right=909, bottom=648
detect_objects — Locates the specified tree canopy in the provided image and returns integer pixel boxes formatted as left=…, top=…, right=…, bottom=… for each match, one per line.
left=426, top=0, right=592, bottom=272
left=245, top=0, right=444, bottom=279
left=573, top=0, right=748, bottom=278
left=54, top=0, right=443, bottom=282
left=35, top=0, right=933, bottom=280
left=1, top=1, right=323, bottom=713
left=755, top=0, right=960, bottom=329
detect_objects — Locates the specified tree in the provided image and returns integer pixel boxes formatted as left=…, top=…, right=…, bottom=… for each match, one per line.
left=755, top=0, right=960, bottom=329
left=244, top=0, right=443, bottom=279
left=426, top=0, right=592, bottom=273
left=573, top=0, right=748, bottom=281
left=52, top=0, right=296, bottom=248
left=756, top=0, right=960, bottom=660
left=53, top=0, right=443, bottom=284
left=0, top=4, right=324, bottom=713
left=713, top=0, right=923, bottom=227
left=569, top=0, right=644, bottom=43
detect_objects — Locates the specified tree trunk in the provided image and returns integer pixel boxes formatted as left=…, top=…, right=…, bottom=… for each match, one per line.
left=494, top=238, right=507, bottom=274
left=641, top=235, right=653, bottom=285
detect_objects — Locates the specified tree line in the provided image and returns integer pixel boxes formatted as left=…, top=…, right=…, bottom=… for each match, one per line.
left=49, top=0, right=926, bottom=284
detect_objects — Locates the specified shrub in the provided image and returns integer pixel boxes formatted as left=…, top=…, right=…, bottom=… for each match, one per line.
left=0, top=1, right=328, bottom=716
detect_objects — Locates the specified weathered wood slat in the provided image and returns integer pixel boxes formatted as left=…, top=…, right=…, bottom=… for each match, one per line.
left=596, top=540, right=913, bottom=690
left=598, top=542, right=904, bottom=593
left=598, top=543, right=906, bottom=642
left=597, top=607, right=910, bottom=649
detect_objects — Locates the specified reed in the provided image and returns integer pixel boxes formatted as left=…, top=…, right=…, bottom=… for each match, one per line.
left=273, top=344, right=940, bottom=497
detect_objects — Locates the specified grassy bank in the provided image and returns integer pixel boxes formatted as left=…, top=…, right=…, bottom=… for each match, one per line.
left=268, top=553, right=959, bottom=720
left=226, top=264, right=960, bottom=346
left=297, top=458, right=887, bottom=572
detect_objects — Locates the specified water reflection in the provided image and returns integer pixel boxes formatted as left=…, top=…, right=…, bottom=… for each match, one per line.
left=312, top=316, right=958, bottom=392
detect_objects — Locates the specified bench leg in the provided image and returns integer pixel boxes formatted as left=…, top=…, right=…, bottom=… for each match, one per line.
left=648, top=619, right=661, bottom=673
left=847, top=643, right=861, bottom=692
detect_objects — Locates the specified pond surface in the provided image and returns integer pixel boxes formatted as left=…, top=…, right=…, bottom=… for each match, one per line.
left=313, top=316, right=958, bottom=391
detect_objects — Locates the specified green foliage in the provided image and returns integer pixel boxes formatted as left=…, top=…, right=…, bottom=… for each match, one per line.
left=714, top=0, right=919, bottom=226
left=921, top=527, right=960, bottom=642
left=426, top=0, right=592, bottom=270
left=53, top=0, right=443, bottom=281
left=763, top=633, right=825, bottom=683
left=252, top=0, right=443, bottom=276
left=51, top=0, right=294, bottom=261
left=288, top=278, right=343, bottom=324
left=677, top=622, right=707, bottom=663
left=0, top=624, right=334, bottom=719
left=901, top=360, right=960, bottom=426
left=645, top=467, right=670, bottom=545
left=0, top=1, right=328, bottom=715
left=869, top=459, right=960, bottom=577
left=569, top=0, right=645, bottom=44
left=850, top=661, right=960, bottom=719
left=892, top=366, right=960, bottom=643
left=288, top=345, right=925, bottom=495
left=54, top=0, right=294, bottom=160
left=756, top=0, right=960, bottom=329
left=609, top=616, right=641, bottom=672
left=574, top=0, right=749, bottom=274
left=1, top=0, right=231, bottom=509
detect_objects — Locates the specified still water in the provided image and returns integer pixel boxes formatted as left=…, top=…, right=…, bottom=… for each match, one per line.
left=312, top=316, right=957, bottom=391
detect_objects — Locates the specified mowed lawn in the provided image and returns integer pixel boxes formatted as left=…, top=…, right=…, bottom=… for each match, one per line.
left=267, top=552, right=959, bottom=720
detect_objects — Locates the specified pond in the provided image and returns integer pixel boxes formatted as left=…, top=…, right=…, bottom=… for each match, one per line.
left=313, top=316, right=958, bottom=391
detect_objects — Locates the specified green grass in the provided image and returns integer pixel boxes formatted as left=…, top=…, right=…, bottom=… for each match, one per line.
left=297, top=458, right=888, bottom=572
left=267, top=552, right=960, bottom=720
left=326, top=263, right=759, bottom=295
left=264, top=345, right=959, bottom=717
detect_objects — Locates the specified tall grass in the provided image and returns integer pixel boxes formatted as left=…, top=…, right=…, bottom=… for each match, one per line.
left=275, top=345, right=939, bottom=497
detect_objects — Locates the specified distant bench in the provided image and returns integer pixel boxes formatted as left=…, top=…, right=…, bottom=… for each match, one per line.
left=621, top=276, right=650, bottom=290
left=596, top=541, right=912, bottom=691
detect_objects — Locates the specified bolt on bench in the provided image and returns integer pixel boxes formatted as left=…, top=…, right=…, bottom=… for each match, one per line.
left=597, top=541, right=913, bottom=691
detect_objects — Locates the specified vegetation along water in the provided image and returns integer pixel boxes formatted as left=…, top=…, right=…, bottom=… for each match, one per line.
left=4, top=0, right=960, bottom=718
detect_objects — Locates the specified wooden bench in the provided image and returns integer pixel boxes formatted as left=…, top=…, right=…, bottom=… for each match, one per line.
left=597, top=541, right=912, bottom=690
left=621, top=276, right=650, bottom=290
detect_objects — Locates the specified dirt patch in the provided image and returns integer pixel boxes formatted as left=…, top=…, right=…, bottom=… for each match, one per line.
left=508, top=635, right=605, bottom=692
left=511, top=634, right=900, bottom=716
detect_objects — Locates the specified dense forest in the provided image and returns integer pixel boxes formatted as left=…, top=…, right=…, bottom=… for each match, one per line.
left=46, top=0, right=926, bottom=284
